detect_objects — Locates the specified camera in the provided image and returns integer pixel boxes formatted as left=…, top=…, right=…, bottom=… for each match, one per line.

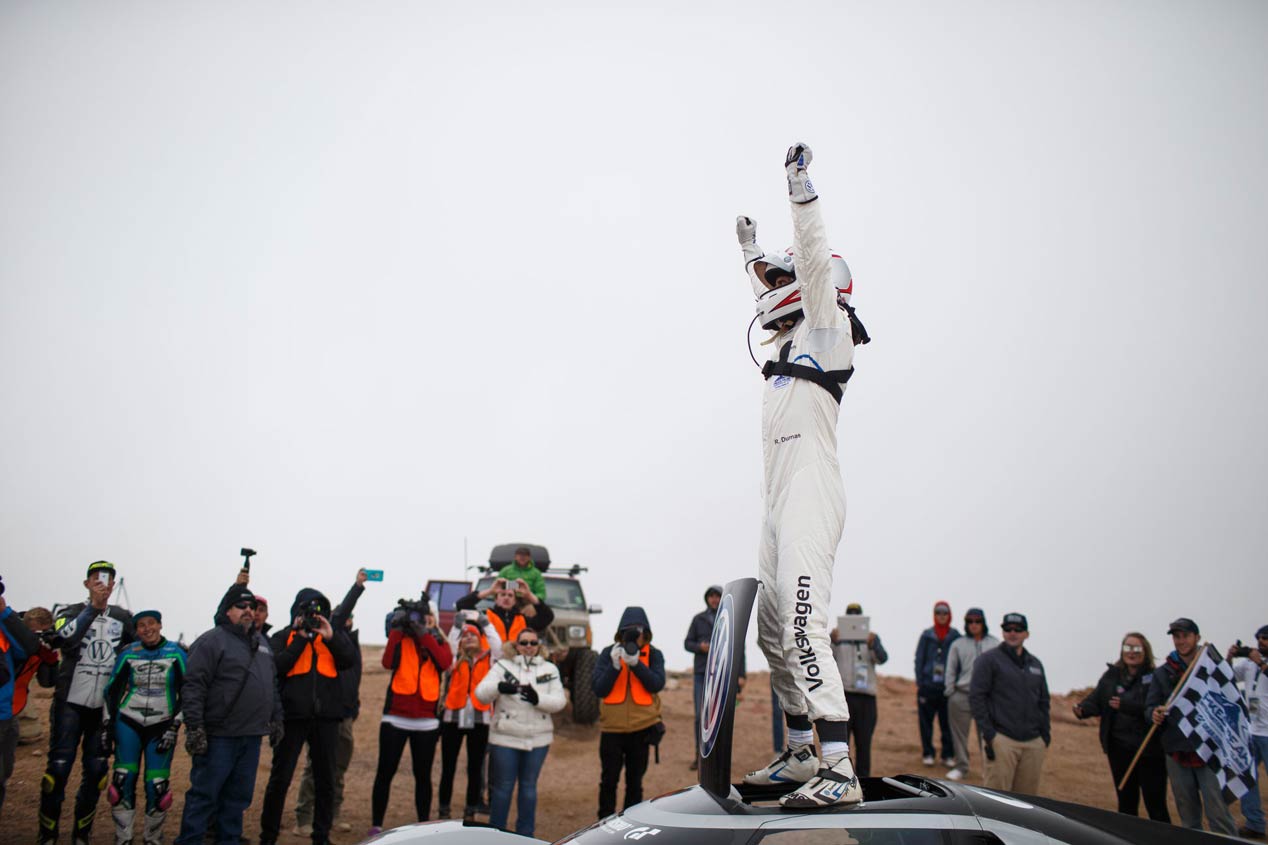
left=390, top=594, right=432, bottom=632
left=621, top=625, right=643, bottom=656
left=1232, top=640, right=1253, bottom=659
left=299, top=598, right=325, bottom=632
left=0, top=574, right=5, bottom=597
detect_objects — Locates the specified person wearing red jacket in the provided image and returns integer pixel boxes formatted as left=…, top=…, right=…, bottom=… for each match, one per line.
left=368, top=604, right=452, bottom=837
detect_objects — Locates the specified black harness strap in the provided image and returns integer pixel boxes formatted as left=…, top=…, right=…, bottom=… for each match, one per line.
left=762, top=340, right=854, bottom=404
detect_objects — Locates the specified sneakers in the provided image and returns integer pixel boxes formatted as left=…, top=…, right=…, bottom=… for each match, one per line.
left=946, top=768, right=965, bottom=781
left=921, top=755, right=935, bottom=766
left=743, top=744, right=819, bottom=785
left=292, top=824, right=313, bottom=837
left=438, top=805, right=452, bottom=819
left=779, top=753, right=864, bottom=808
left=941, top=757, right=956, bottom=768
left=367, top=827, right=383, bottom=838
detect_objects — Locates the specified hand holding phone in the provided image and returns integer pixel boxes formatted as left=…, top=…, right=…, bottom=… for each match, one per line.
left=363, top=569, right=384, bottom=582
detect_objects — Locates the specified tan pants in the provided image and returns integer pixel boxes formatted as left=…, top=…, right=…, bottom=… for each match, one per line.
left=985, top=734, right=1046, bottom=795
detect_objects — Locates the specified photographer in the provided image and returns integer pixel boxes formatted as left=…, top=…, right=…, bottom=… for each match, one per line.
left=455, top=577, right=554, bottom=646
left=591, top=607, right=665, bottom=820
left=258, top=589, right=356, bottom=845
left=474, top=629, right=565, bottom=837
left=368, top=595, right=452, bottom=837
left=437, top=615, right=498, bottom=821
left=1228, top=627, right=1268, bottom=839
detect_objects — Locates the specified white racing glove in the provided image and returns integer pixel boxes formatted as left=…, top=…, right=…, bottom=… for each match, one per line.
left=785, top=142, right=817, bottom=204
left=620, top=648, right=640, bottom=667
left=611, top=648, right=624, bottom=670
left=736, top=216, right=763, bottom=264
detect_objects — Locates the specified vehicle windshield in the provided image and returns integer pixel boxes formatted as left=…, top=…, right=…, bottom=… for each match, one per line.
left=475, top=575, right=586, bottom=610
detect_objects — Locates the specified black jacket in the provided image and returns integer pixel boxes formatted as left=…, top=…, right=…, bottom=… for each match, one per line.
left=332, top=582, right=365, bottom=720
left=969, top=644, right=1051, bottom=745
left=454, top=591, right=555, bottom=633
left=1145, top=651, right=1201, bottom=755
left=270, top=588, right=357, bottom=720
left=183, top=622, right=283, bottom=737
left=1077, top=664, right=1162, bottom=757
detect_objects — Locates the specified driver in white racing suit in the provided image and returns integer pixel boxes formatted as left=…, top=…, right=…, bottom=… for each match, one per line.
left=738, top=143, right=869, bottom=808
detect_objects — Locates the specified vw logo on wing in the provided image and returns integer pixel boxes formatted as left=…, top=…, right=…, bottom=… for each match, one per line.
left=699, top=592, right=733, bottom=759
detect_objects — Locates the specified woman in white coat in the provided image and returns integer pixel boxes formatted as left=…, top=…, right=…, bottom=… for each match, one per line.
left=474, top=629, right=565, bottom=837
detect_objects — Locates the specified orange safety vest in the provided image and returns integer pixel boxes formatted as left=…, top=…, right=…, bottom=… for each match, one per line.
left=486, top=609, right=526, bottom=645
left=603, top=646, right=653, bottom=705
left=13, top=653, right=43, bottom=716
left=285, top=631, right=337, bottom=678
left=391, top=637, right=441, bottom=702
left=445, top=656, right=492, bottom=712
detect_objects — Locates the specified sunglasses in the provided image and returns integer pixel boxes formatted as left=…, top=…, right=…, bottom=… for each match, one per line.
left=517, top=640, right=539, bottom=646
left=1001, top=625, right=1025, bottom=633
left=232, top=601, right=255, bottom=610
left=1122, top=645, right=1144, bottom=654
left=966, top=618, right=984, bottom=625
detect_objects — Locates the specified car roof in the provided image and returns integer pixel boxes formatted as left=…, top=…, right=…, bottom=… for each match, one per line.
left=488, top=542, right=551, bottom=571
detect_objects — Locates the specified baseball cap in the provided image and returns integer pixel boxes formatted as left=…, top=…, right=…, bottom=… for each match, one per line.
left=1001, top=612, right=1028, bottom=631
left=254, top=595, right=269, bottom=608
left=845, top=602, right=863, bottom=615
left=86, top=560, right=116, bottom=577
left=1256, top=625, right=1268, bottom=640
left=1167, top=618, right=1199, bottom=635
left=133, top=609, right=162, bottom=624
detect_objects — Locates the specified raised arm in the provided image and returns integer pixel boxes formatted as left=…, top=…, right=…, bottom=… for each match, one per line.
left=786, top=143, right=840, bottom=330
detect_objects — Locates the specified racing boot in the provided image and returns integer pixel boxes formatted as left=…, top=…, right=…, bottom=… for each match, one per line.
left=742, top=744, right=818, bottom=786
left=112, top=802, right=137, bottom=845
left=779, top=752, right=864, bottom=808
left=142, top=807, right=168, bottom=845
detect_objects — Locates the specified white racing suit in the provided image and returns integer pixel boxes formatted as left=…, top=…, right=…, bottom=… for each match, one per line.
left=755, top=196, right=853, bottom=725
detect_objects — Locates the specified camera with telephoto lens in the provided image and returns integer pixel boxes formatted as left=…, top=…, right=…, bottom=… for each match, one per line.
left=0, top=575, right=5, bottom=597
left=390, top=594, right=432, bottom=632
left=299, top=598, right=325, bottom=632
left=1232, top=640, right=1253, bottom=659
left=621, top=625, right=643, bottom=656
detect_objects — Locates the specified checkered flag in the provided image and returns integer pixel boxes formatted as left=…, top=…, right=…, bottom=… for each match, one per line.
left=1172, top=643, right=1256, bottom=801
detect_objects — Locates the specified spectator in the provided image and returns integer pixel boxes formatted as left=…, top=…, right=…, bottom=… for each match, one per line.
left=455, top=578, right=555, bottom=646
left=1229, top=626, right=1268, bottom=840
left=294, top=570, right=370, bottom=837
left=969, top=612, right=1050, bottom=795
left=14, top=607, right=58, bottom=747
left=684, top=586, right=721, bottom=771
left=39, top=561, right=135, bottom=844
left=943, top=607, right=997, bottom=781
left=1073, top=632, right=1169, bottom=822
left=915, top=600, right=959, bottom=767
left=592, top=607, right=666, bottom=819
left=497, top=547, right=547, bottom=603
left=259, top=589, right=357, bottom=845
left=1147, top=618, right=1237, bottom=835
left=175, top=586, right=283, bottom=845
left=438, top=616, right=498, bottom=821
left=104, top=609, right=187, bottom=845
left=369, top=601, right=453, bottom=836
left=830, top=602, right=888, bottom=777
left=1, top=583, right=41, bottom=816
left=475, top=628, right=565, bottom=837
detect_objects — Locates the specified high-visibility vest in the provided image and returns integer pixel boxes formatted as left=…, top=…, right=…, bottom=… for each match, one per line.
left=603, top=646, right=653, bottom=705
left=445, top=657, right=492, bottom=712
left=391, top=637, right=441, bottom=702
left=486, top=610, right=526, bottom=645
left=13, top=654, right=43, bottom=715
left=285, top=632, right=337, bottom=678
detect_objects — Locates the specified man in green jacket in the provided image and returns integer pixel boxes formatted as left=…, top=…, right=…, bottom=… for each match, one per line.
left=497, top=547, right=546, bottom=603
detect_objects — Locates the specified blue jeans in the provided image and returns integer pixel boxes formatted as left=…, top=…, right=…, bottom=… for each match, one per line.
left=1239, top=734, right=1268, bottom=833
left=1165, top=754, right=1237, bottom=835
left=488, top=744, right=549, bottom=837
left=175, top=735, right=261, bottom=845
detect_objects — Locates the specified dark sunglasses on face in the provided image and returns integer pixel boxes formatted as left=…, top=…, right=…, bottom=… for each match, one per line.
left=518, top=639, right=539, bottom=646
left=1001, top=625, right=1024, bottom=633
left=966, top=618, right=984, bottom=625
left=232, top=601, right=254, bottom=610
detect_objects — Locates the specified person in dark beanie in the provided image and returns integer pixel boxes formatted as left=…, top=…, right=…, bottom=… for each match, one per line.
left=175, top=586, right=282, bottom=845
left=943, top=607, right=997, bottom=780
left=1146, top=618, right=1237, bottom=836
left=258, top=589, right=356, bottom=845
left=592, top=607, right=665, bottom=819
left=969, top=612, right=1050, bottom=795
left=914, top=600, right=959, bottom=767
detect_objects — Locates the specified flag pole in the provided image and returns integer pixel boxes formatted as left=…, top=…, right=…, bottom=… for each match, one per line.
left=1117, top=642, right=1210, bottom=792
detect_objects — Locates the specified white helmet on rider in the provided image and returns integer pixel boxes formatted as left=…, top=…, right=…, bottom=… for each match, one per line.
left=750, top=247, right=853, bottom=332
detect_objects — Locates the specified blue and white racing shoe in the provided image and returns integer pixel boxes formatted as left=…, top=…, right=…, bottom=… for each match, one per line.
left=743, top=744, right=818, bottom=786
left=779, top=753, right=864, bottom=808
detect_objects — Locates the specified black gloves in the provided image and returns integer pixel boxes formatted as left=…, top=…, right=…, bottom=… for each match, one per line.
left=156, top=722, right=180, bottom=754
left=98, top=724, right=114, bottom=756
left=185, top=725, right=209, bottom=756
left=269, top=720, right=285, bottom=749
left=519, top=685, right=539, bottom=706
left=498, top=680, right=520, bottom=695
left=983, top=740, right=995, bottom=762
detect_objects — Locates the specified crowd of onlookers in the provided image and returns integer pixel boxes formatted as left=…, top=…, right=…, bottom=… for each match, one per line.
left=1, top=561, right=1266, bottom=843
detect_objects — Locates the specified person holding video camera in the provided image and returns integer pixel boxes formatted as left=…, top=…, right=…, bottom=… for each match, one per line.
left=258, top=589, right=357, bottom=845
left=474, top=627, right=565, bottom=837
left=591, top=607, right=666, bottom=820
left=368, top=594, right=452, bottom=837
left=39, top=561, right=135, bottom=845
left=455, top=576, right=555, bottom=646
left=1227, top=627, right=1268, bottom=839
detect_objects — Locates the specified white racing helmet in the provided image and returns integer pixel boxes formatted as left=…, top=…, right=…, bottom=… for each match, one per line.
left=750, top=247, right=853, bottom=331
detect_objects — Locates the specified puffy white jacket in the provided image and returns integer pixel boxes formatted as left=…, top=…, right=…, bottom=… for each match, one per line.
left=475, top=651, right=566, bottom=750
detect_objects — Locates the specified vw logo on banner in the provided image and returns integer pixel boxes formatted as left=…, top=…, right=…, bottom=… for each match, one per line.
left=699, top=592, right=734, bottom=759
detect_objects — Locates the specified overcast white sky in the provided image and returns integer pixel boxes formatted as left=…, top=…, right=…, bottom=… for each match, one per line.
left=2, top=1, right=1265, bottom=693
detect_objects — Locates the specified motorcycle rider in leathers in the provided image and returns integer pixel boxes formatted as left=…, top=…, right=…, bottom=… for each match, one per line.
left=738, top=143, right=868, bottom=808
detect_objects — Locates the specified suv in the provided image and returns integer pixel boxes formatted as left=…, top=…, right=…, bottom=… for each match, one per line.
left=475, top=542, right=602, bottom=724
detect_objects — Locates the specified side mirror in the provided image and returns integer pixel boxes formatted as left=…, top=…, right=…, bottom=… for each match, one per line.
left=589, top=604, right=603, bottom=614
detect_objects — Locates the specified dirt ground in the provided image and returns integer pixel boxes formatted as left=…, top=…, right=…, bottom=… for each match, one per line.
left=6, top=651, right=1264, bottom=844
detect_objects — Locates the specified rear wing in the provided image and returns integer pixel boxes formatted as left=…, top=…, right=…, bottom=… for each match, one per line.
left=698, top=577, right=759, bottom=800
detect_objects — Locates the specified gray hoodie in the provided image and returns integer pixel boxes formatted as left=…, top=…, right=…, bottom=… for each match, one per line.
left=945, top=634, right=1000, bottom=696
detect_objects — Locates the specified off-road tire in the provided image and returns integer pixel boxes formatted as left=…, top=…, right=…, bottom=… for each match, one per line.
left=570, top=648, right=600, bottom=724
